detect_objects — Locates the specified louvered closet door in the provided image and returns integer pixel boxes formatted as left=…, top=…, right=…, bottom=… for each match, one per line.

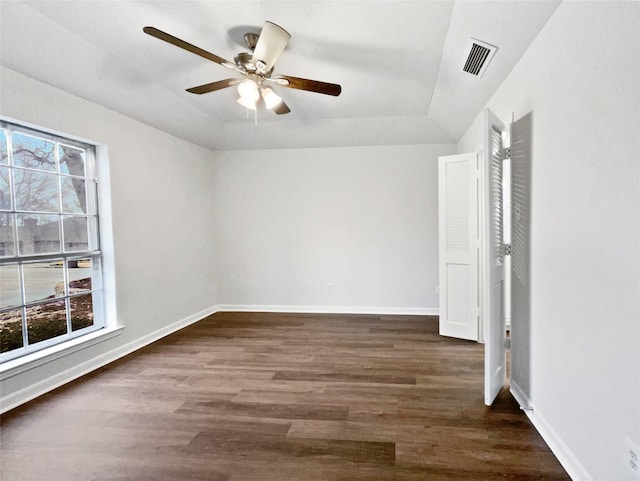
left=510, top=112, right=532, bottom=409
left=484, top=109, right=507, bottom=406
left=438, top=153, right=478, bottom=341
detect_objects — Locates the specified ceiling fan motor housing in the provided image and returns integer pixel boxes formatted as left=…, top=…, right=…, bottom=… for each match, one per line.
left=234, top=52, right=255, bottom=72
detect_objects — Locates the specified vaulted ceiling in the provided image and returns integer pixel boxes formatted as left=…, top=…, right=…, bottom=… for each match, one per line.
left=0, top=1, right=560, bottom=151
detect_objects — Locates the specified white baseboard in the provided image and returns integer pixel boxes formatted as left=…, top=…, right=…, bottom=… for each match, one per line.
left=0, top=305, right=217, bottom=413
left=509, top=382, right=593, bottom=480
left=524, top=406, right=594, bottom=481
left=216, top=304, right=439, bottom=316
left=510, top=379, right=531, bottom=410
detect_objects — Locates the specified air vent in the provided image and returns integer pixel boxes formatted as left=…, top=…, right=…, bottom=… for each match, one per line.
left=463, top=39, right=498, bottom=77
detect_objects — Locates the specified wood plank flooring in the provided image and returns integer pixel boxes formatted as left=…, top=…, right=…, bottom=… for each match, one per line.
left=0, top=312, right=570, bottom=481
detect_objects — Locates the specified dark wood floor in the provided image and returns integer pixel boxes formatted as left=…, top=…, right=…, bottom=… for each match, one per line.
left=1, top=312, right=569, bottom=481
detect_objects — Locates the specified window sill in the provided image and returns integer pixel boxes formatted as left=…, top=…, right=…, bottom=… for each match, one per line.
left=0, top=326, right=124, bottom=381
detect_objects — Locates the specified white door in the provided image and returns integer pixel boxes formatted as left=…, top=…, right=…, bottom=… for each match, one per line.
left=438, top=153, right=478, bottom=341
left=483, top=109, right=507, bottom=405
left=510, top=112, right=532, bottom=409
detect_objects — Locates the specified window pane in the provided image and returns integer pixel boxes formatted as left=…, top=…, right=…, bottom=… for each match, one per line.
left=63, top=216, right=88, bottom=252
left=0, top=264, right=21, bottom=308
left=26, top=299, right=67, bottom=344
left=67, top=257, right=92, bottom=292
left=1, top=309, right=23, bottom=353
left=0, top=129, right=7, bottom=165
left=60, top=177, right=86, bottom=214
left=17, top=214, right=60, bottom=255
left=12, top=132, right=56, bottom=172
left=23, top=261, right=64, bottom=303
left=13, top=169, right=59, bottom=213
left=0, top=122, right=102, bottom=361
left=0, top=213, right=16, bottom=257
left=0, top=166, right=10, bottom=210
left=70, top=294, right=93, bottom=332
left=58, top=145, right=85, bottom=176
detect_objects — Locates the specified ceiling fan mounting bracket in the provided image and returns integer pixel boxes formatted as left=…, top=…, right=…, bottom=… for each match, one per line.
left=243, top=32, right=259, bottom=51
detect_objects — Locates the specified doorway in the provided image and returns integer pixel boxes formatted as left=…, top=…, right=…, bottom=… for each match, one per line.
left=438, top=109, right=533, bottom=408
left=483, top=109, right=533, bottom=407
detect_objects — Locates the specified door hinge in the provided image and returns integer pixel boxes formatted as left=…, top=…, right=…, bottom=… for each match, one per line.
left=505, top=337, right=511, bottom=350
left=504, top=243, right=512, bottom=256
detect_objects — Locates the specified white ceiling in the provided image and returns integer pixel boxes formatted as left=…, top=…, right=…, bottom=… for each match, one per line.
left=0, top=1, right=560, bottom=152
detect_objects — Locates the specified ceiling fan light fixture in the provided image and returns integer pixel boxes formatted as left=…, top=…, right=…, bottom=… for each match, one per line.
left=237, top=79, right=260, bottom=102
left=237, top=96, right=257, bottom=111
left=261, top=87, right=283, bottom=110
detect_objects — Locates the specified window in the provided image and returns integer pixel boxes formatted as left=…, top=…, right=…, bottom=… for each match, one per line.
left=0, top=120, right=104, bottom=362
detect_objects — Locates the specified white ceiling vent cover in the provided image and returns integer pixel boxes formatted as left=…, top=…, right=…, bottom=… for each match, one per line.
left=463, top=39, right=498, bottom=77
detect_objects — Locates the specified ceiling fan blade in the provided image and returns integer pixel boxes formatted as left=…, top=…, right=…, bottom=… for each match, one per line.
left=275, top=75, right=342, bottom=96
left=186, top=78, right=240, bottom=95
left=251, top=21, right=291, bottom=74
left=273, top=100, right=291, bottom=115
left=143, top=26, right=237, bottom=71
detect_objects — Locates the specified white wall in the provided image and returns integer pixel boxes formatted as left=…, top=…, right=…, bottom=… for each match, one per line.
left=211, top=144, right=454, bottom=313
left=458, top=3, right=640, bottom=480
left=0, top=67, right=454, bottom=410
left=0, top=67, right=218, bottom=410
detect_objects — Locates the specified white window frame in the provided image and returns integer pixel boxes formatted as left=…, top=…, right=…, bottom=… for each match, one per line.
left=0, top=119, right=116, bottom=365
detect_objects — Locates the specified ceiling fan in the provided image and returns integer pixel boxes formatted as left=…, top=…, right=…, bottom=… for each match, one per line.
left=143, top=21, right=342, bottom=115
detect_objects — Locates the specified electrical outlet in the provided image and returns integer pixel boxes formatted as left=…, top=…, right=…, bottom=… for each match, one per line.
left=626, top=437, right=640, bottom=478
left=326, top=283, right=333, bottom=293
